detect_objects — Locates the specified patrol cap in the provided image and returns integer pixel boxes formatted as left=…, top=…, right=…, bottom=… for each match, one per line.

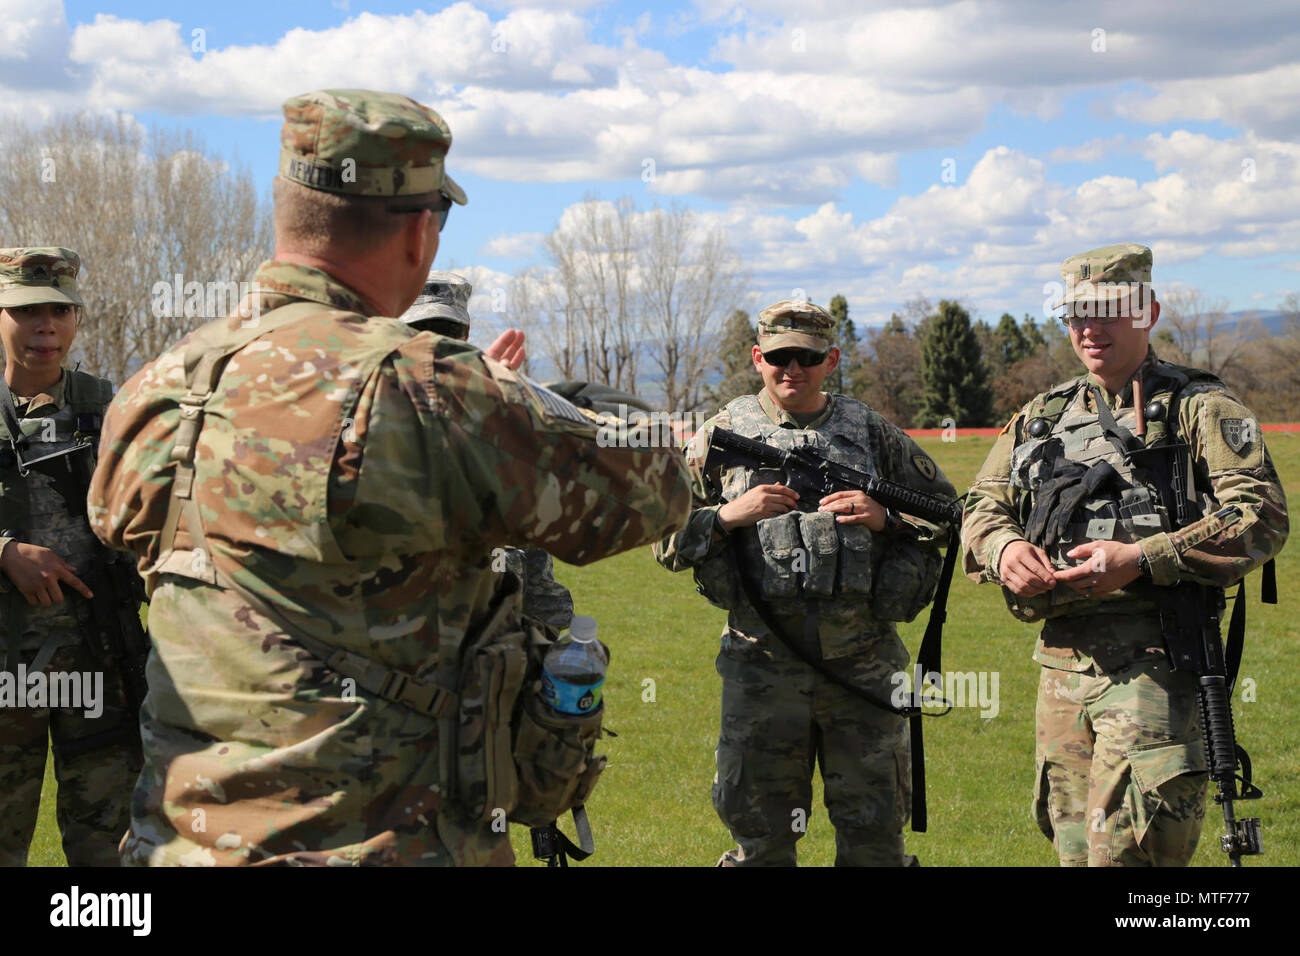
left=1056, top=243, right=1153, bottom=312
left=401, top=271, right=472, bottom=333
left=756, top=299, right=835, bottom=352
left=0, top=247, right=84, bottom=309
left=279, top=89, right=468, bottom=205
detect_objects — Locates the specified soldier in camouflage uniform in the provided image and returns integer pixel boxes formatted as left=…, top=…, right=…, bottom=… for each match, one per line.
left=87, top=90, right=692, bottom=866
left=0, top=248, right=143, bottom=865
left=654, top=301, right=955, bottom=866
left=961, top=244, right=1288, bottom=866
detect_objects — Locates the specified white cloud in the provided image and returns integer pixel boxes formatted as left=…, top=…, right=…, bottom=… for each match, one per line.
left=480, top=231, right=546, bottom=259
left=1115, top=63, right=1300, bottom=140
left=0, top=1, right=1291, bottom=206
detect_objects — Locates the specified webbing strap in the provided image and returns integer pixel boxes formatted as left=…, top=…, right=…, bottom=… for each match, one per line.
left=909, top=530, right=959, bottom=833
left=1261, top=559, right=1277, bottom=605
left=1226, top=583, right=1246, bottom=697
left=156, top=302, right=333, bottom=560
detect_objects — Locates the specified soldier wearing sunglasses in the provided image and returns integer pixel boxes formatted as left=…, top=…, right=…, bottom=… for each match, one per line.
left=656, top=299, right=954, bottom=866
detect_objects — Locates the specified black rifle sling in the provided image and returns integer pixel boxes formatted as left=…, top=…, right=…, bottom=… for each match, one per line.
left=909, top=533, right=959, bottom=832
left=0, top=375, right=24, bottom=453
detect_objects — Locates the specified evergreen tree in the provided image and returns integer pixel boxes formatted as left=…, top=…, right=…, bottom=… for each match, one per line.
left=1020, top=313, right=1048, bottom=351
left=827, top=293, right=858, bottom=394
left=919, top=299, right=994, bottom=427
left=993, top=312, right=1032, bottom=368
left=704, top=308, right=760, bottom=413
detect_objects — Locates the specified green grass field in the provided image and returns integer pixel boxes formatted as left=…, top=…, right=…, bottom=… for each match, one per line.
left=29, top=432, right=1300, bottom=866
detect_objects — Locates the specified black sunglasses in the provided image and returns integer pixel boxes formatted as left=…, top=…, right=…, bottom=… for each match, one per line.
left=390, top=193, right=453, bottom=232
left=762, top=348, right=827, bottom=368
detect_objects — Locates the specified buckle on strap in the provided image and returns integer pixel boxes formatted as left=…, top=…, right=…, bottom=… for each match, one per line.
left=378, top=669, right=408, bottom=700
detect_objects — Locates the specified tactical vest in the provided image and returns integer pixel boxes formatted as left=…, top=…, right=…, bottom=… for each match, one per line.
left=719, top=394, right=880, bottom=608
left=1005, top=362, right=1218, bottom=621
left=0, top=370, right=113, bottom=645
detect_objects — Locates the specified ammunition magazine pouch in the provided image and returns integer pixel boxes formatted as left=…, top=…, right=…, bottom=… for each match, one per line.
left=698, top=508, right=939, bottom=622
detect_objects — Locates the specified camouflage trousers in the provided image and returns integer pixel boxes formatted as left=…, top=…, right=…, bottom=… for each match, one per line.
left=712, top=641, right=910, bottom=867
left=0, top=637, right=143, bottom=866
left=1034, top=654, right=1207, bottom=867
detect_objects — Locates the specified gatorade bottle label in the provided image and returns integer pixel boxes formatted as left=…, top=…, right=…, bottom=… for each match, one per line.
left=542, top=672, right=604, bottom=715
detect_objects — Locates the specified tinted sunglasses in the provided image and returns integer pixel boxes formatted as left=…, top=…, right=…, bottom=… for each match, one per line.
left=390, top=192, right=453, bottom=232
left=1060, top=311, right=1127, bottom=329
left=762, top=348, right=827, bottom=368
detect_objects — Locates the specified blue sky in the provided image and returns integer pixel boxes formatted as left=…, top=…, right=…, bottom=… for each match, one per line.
left=9, top=0, right=1300, bottom=333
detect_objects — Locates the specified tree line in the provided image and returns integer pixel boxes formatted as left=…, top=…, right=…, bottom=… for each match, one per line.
left=707, top=292, right=1300, bottom=427
left=4, top=115, right=1298, bottom=425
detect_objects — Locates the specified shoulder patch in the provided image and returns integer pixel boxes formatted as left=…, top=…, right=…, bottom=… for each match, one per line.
left=1220, top=417, right=1252, bottom=454
left=911, top=453, right=937, bottom=481
left=518, top=372, right=591, bottom=426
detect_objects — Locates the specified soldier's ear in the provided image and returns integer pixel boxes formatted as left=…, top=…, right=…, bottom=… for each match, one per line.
left=824, top=347, right=840, bottom=373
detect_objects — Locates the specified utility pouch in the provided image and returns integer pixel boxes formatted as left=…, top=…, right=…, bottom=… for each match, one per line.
left=510, top=691, right=607, bottom=828
left=872, top=539, right=943, bottom=623
left=448, top=578, right=607, bottom=827
left=693, top=549, right=744, bottom=610
left=1000, top=583, right=1088, bottom=623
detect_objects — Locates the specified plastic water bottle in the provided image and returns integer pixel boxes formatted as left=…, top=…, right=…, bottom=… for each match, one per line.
left=540, top=616, right=607, bottom=716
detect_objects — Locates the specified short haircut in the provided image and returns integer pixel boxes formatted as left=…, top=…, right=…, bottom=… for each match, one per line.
left=272, top=177, right=440, bottom=258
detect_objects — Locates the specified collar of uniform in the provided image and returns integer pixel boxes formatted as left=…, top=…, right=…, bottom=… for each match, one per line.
left=1085, top=346, right=1159, bottom=410
left=248, top=259, right=373, bottom=316
left=13, top=369, right=66, bottom=415
left=758, top=388, right=833, bottom=428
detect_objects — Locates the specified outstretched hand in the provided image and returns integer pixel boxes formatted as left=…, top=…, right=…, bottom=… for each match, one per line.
left=485, top=329, right=527, bottom=370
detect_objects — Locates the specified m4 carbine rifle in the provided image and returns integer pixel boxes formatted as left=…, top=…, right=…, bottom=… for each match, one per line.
left=700, top=427, right=964, bottom=527
left=1127, top=437, right=1266, bottom=867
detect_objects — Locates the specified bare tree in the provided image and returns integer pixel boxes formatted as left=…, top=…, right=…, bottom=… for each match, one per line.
left=542, top=197, right=643, bottom=392
left=1156, top=288, right=1258, bottom=381
left=525, top=197, right=748, bottom=408
left=640, top=205, right=748, bottom=412
left=0, top=114, right=272, bottom=386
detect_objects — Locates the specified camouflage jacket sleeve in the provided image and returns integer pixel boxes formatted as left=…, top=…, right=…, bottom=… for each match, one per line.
left=651, top=409, right=731, bottom=572
left=872, top=417, right=957, bottom=547
left=1139, top=386, right=1288, bottom=587
left=417, top=340, right=694, bottom=565
left=961, top=410, right=1031, bottom=584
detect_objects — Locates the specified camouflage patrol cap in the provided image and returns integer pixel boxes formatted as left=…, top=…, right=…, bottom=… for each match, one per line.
left=401, top=271, right=472, bottom=334
left=1056, top=243, right=1153, bottom=311
left=279, top=89, right=468, bottom=204
left=757, top=299, right=835, bottom=352
left=0, top=247, right=84, bottom=309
